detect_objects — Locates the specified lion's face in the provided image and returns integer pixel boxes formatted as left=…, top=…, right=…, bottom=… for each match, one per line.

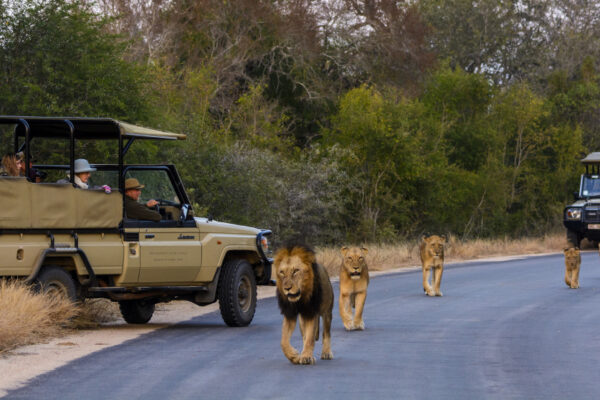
left=424, top=235, right=445, bottom=259
left=275, top=247, right=315, bottom=303
left=341, top=246, right=368, bottom=280
left=564, top=247, right=580, bottom=267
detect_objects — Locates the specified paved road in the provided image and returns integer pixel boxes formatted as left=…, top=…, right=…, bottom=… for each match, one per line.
left=5, top=253, right=600, bottom=400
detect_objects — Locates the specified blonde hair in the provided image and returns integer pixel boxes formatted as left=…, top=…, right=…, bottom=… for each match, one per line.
left=1, top=153, right=20, bottom=176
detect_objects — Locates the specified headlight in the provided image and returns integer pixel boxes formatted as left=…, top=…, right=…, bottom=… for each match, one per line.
left=257, top=231, right=272, bottom=257
left=566, top=208, right=582, bottom=220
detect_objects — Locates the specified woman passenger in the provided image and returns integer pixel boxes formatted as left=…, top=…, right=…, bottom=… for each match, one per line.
left=0, top=153, right=21, bottom=176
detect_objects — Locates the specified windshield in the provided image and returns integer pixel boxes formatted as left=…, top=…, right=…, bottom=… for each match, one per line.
left=581, top=175, right=600, bottom=197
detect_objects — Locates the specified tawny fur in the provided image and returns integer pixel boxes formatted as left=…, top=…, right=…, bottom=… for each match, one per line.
left=419, top=235, right=446, bottom=296
left=564, top=247, right=581, bottom=289
left=274, top=244, right=334, bottom=365
left=339, top=246, right=369, bottom=331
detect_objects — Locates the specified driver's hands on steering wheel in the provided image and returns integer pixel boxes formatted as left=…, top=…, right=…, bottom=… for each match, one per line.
left=146, top=199, right=159, bottom=208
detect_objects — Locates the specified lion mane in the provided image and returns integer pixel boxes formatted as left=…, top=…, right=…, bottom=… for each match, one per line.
left=274, top=243, right=333, bottom=365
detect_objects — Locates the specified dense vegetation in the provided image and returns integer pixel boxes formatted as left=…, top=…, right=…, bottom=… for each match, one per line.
left=1, top=0, right=598, bottom=244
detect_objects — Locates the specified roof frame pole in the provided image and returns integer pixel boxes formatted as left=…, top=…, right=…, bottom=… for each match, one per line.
left=122, top=137, right=135, bottom=156
left=118, top=126, right=125, bottom=220
left=17, top=119, right=31, bottom=179
left=64, top=119, right=75, bottom=184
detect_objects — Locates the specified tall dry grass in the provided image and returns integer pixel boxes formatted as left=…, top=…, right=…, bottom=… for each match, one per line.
left=0, top=279, right=79, bottom=354
left=0, top=281, right=120, bottom=354
left=317, top=233, right=572, bottom=277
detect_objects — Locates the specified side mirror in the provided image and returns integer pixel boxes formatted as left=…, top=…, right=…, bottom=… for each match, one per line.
left=179, top=204, right=190, bottom=224
left=574, top=191, right=580, bottom=200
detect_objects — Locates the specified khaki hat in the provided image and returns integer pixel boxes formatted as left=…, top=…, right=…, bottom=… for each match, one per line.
left=125, top=178, right=145, bottom=190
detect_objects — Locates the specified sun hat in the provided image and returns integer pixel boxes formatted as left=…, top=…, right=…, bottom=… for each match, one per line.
left=125, top=178, right=145, bottom=190
left=74, top=159, right=96, bottom=174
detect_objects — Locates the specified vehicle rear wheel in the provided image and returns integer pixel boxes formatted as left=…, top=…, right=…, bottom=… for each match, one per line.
left=567, top=229, right=581, bottom=247
left=119, top=299, right=155, bottom=324
left=36, top=266, right=78, bottom=302
left=217, top=258, right=257, bottom=327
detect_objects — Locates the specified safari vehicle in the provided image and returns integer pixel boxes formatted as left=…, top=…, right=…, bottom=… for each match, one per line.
left=564, top=152, right=600, bottom=247
left=0, top=116, right=272, bottom=326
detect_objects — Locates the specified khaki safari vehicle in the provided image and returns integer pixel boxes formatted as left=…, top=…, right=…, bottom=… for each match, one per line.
left=0, top=116, right=273, bottom=326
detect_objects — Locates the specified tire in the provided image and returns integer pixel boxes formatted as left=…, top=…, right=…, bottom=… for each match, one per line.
left=119, top=299, right=155, bottom=324
left=217, top=258, right=257, bottom=327
left=567, top=229, right=581, bottom=247
left=36, top=266, right=78, bottom=302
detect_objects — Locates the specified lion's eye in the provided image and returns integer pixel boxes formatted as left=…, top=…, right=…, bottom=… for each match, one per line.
left=292, top=269, right=299, bottom=276
left=359, top=257, right=364, bottom=261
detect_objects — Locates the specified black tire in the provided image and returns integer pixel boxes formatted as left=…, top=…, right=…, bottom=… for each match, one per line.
left=119, top=299, right=155, bottom=324
left=217, top=258, right=257, bottom=327
left=567, top=229, right=581, bottom=247
left=36, top=266, right=78, bottom=302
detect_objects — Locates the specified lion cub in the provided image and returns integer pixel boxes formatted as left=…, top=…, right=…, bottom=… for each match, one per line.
left=564, top=247, right=581, bottom=289
left=419, top=235, right=446, bottom=296
left=339, top=246, right=369, bottom=331
left=274, top=244, right=334, bottom=365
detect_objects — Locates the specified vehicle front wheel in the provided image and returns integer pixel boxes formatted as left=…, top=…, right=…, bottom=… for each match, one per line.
left=119, top=299, right=155, bottom=324
left=217, top=258, right=257, bottom=327
left=35, top=266, right=78, bottom=302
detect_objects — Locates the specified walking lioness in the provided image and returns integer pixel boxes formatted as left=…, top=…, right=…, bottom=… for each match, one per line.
left=419, top=235, right=446, bottom=296
left=274, top=243, right=334, bottom=365
left=564, top=247, right=581, bottom=289
left=339, top=246, right=369, bottom=331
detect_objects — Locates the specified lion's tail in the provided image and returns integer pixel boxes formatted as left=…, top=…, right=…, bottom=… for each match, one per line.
left=315, top=317, right=321, bottom=342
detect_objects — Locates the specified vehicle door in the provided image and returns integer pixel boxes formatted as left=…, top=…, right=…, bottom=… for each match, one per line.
left=123, top=167, right=201, bottom=284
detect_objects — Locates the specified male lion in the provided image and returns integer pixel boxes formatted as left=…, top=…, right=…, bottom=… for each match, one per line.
left=419, top=234, right=446, bottom=296
left=339, top=246, right=369, bottom=331
left=564, top=247, right=581, bottom=289
left=274, top=244, right=334, bottom=365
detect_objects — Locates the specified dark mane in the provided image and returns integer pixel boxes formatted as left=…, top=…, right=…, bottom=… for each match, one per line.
left=276, top=242, right=323, bottom=320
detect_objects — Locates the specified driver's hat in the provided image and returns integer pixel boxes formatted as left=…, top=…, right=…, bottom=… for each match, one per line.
left=125, top=178, right=145, bottom=190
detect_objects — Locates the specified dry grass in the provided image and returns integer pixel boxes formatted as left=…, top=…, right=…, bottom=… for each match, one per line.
left=317, top=233, right=575, bottom=277
left=0, top=281, right=120, bottom=354
left=0, top=279, right=79, bottom=354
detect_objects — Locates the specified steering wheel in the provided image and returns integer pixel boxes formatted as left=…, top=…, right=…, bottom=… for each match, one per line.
left=155, top=198, right=180, bottom=207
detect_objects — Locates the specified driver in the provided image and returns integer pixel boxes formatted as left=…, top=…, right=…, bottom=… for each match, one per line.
left=124, top=178, right=161, bottom=221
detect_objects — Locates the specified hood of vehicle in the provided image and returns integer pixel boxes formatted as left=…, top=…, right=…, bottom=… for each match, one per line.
left=567, top=199, right=600, bottom=208
left=194, top=217, right=261, bottom=235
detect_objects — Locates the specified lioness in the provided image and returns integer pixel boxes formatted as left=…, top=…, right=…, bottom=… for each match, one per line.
left=339, top=246, right=369, bottom=331
left=564, top=247, right=581, bottom=289
left=419, top=234, right=446, bottom=296
left=274, top=244, right=334, bottom=365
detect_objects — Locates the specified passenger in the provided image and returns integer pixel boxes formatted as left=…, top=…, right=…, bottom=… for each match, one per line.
left=57, top=159, right=96, bottom=189
left=16, top=152, right=45, bottom=182
left=124, top=178, right=161, bottom=222
left=0, top=153, right=21, bottom=176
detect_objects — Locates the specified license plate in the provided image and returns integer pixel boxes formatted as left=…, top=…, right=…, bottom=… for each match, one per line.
left=589, top=224, right=600, bottom=230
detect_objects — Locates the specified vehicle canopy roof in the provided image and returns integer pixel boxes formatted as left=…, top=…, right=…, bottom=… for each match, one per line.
left=581, top=152, right=600, bottom=175
left=0, top=116, right=186, bottom=188
left=0, top=116, right=186, bottom=140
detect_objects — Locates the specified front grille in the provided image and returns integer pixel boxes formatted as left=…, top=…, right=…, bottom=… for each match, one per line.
left=585, top=208, right=600, bottom=222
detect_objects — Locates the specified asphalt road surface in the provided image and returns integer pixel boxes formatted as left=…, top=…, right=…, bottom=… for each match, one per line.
left=5, top=253, right=600, bottom=400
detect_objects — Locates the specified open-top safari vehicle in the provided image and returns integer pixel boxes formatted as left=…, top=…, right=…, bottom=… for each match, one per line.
left=0, top=116, right=273, bottom=326
left=564, top=152, right=600, bottom=247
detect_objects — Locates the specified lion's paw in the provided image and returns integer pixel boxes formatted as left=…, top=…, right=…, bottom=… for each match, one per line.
left=321, top=351, right=333, bottom=360
left=435, top=291, right=443, bottom=297
left=425, top=290, right=435, bottom=296
left=343, top=322, right=355, bottom=331
left=353, top=320, right=365, bottom=330
left=298, top=355, right=316, bottom=365
left=571, top=284, right=579, bottom=289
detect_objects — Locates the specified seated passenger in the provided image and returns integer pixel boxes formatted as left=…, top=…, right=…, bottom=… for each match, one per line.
left=16, top=152, right=45, bottom=182
left=124, top=178, right=161, bottom=222
left=0, top=153, right=21, bottom=177
left=57, top=159, right=96, bottom=189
